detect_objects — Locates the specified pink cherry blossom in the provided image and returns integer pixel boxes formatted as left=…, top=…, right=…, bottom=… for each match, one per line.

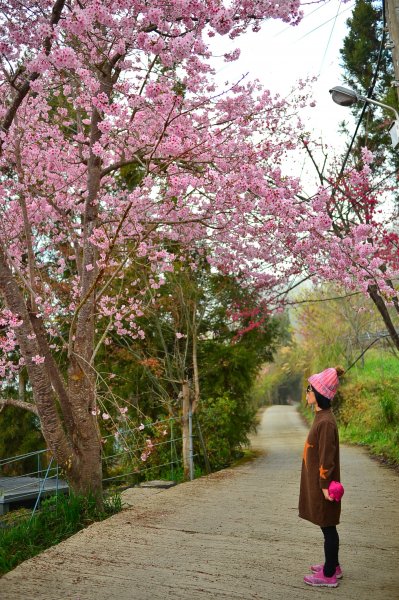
left=32, top=355, right=45, bottom=365
left=3, top=0, right=396, bottom=497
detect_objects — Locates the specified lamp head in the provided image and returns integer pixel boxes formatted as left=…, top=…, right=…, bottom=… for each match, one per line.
left=329, top=86, right=360, bottom=107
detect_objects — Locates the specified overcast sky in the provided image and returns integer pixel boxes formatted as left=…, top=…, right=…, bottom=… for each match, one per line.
left=210, top=0, right=355, bottom=185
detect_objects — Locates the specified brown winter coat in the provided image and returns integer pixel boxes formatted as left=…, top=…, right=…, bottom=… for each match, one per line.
left=299, top=409, right=341, bottom=527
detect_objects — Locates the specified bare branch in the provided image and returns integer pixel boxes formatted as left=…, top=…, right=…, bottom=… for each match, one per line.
left=285, top=291, right=361, bottom=305
left=100, top=155, right=145, bottom=178
left=0, top=397, right=38, bottom=415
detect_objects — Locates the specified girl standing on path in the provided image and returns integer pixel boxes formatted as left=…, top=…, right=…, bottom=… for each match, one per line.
left=299, top=366, right=345, bottom=588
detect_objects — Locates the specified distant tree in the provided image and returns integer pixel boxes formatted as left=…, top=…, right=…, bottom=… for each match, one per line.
left=96, top=258, right=281, bottom=476
left=340, top=0, right=399, bottom=172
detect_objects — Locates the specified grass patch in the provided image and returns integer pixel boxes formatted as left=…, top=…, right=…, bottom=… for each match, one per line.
left=339, top=421, right=399, bottom=465
left=160, top=464, right=205, bottom=482
left=336, top=351, right=399, bottom=466
left=0, top=491, right=122, bottom=577
left=230, top=448, right=264, bottom=467
left=348, top=350, right=399, bottom=383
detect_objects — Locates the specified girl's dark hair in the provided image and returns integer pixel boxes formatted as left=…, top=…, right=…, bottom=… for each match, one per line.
left=310, top=385, right=331, bottom=410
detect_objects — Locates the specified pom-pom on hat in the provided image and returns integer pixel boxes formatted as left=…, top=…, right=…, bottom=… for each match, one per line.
left=308, top=366, right=344, bottom=400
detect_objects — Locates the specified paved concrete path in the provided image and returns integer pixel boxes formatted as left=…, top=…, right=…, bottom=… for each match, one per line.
left=1, top=405, right=399, bottom=599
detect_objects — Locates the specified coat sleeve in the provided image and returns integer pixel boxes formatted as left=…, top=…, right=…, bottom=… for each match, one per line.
left=317, top=421, right=337, bottom=489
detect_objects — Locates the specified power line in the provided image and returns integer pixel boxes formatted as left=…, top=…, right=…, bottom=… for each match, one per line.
left=318, top=0, right=343, bottom=75
left=296, top=3, right=354, bottom=42
left=274, top=1, right=331, bottom=38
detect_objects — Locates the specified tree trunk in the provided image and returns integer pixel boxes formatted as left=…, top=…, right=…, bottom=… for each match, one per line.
left=18, top=369, right=27, bottom=402
left=182, top=380, right=192, bottom=481
left=62, top=76, right=111, bottom=502
left=67, top=430, right=103, bottom=500
left=0, top=247, right=103, bottom=502
left=0, top=28, right=116, bottom=504
left=192, top=302, right=200, bottom=414
left=0, top=248, right=73, bottom=467
left=67, top=354, right=103, bottom=500
left=367, top=284, right=399, bottom=350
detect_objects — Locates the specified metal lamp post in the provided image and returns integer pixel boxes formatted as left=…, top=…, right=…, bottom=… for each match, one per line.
left=329, top=85, right=399, bottom=149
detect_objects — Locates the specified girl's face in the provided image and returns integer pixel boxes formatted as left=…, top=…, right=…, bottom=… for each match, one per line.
left=306, top=385, right=317, bottom=407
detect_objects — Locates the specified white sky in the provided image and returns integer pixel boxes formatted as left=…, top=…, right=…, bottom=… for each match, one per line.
left=210, top=0, right=355, bottom=185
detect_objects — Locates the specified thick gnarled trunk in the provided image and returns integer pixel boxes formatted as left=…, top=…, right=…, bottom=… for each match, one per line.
left=67, top=350, right=102, bottom=498
left=0, top=249, right=103, bottom=498
left=0, top=94, right=107, bottom=501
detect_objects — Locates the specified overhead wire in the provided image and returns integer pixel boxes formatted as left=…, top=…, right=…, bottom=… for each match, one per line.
left=295, top=3, right=354, bottom=42
left=318, top=0, right=343, bottom=75
left=274, top=1, right=330, bottom=37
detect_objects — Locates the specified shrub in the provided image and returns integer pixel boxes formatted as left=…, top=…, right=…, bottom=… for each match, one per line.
left=380, top=390, right=398, bottom=425
left=195, top=393, right=256, bottom=470
left=0, top=492, right=121, bottom=576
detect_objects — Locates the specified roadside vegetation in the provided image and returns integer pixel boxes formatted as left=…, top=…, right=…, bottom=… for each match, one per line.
left=255, top=285, right=399, bottom=469
left=0, top=280, right=284, bottom=577
left=0, top=492, right=122, bottom=577
left=335, top=351, right=399, bottom=466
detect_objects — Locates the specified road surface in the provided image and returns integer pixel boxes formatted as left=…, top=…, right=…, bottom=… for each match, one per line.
left=1, top=405, right=398, bottom=599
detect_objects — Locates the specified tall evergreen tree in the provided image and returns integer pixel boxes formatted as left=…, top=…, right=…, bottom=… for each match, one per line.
left=340, top=0, right=399, bottom=170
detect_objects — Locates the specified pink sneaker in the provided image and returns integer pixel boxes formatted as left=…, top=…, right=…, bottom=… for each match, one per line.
left=311, top=564, right=343, bottom=579
left=304, top=572, right=339, bottom=588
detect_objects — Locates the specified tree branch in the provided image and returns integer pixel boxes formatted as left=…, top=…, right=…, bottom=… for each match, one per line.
left=100, top=155, right=145, bottom=178
left=0, top=397, right=38, bottom=415
left=0, top=0, right=66, bottom=153
left=285, top=291, right=361, bottom=305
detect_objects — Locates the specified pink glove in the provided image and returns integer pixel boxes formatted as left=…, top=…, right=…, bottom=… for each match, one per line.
left=328, top=480, right=344, bottom=502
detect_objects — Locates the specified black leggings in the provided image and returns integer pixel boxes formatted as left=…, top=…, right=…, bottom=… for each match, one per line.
left=321, top=526, right=339, bottom=577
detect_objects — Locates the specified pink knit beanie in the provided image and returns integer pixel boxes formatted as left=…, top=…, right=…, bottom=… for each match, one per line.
left=308, top=367, right=344, bottom=400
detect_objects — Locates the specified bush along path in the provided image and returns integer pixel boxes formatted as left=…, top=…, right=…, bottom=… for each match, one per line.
left=0, top=493, right=122, bottom=576
left=1, top=405, right=398, bottom=599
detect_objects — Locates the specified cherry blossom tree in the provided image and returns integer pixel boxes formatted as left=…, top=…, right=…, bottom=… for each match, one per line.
left=296, top=143, right=399, bottom=350
left=0, top=0, right=309, bottom=497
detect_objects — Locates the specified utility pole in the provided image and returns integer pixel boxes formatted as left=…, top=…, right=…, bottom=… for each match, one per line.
left=385, top=0, right=399, bottom=103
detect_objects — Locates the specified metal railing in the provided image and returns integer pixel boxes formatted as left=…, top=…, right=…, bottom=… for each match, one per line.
left=0, top=412, right=210, bottom=525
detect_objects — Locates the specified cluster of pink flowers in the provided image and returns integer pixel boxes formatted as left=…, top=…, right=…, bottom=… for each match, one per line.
left=0, top=0, right=397, bottom=390
left=140, top=439, right=155, bottom=462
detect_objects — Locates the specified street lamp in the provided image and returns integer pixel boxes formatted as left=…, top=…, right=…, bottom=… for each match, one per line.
left=329, top=85, right=399, bottom=149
